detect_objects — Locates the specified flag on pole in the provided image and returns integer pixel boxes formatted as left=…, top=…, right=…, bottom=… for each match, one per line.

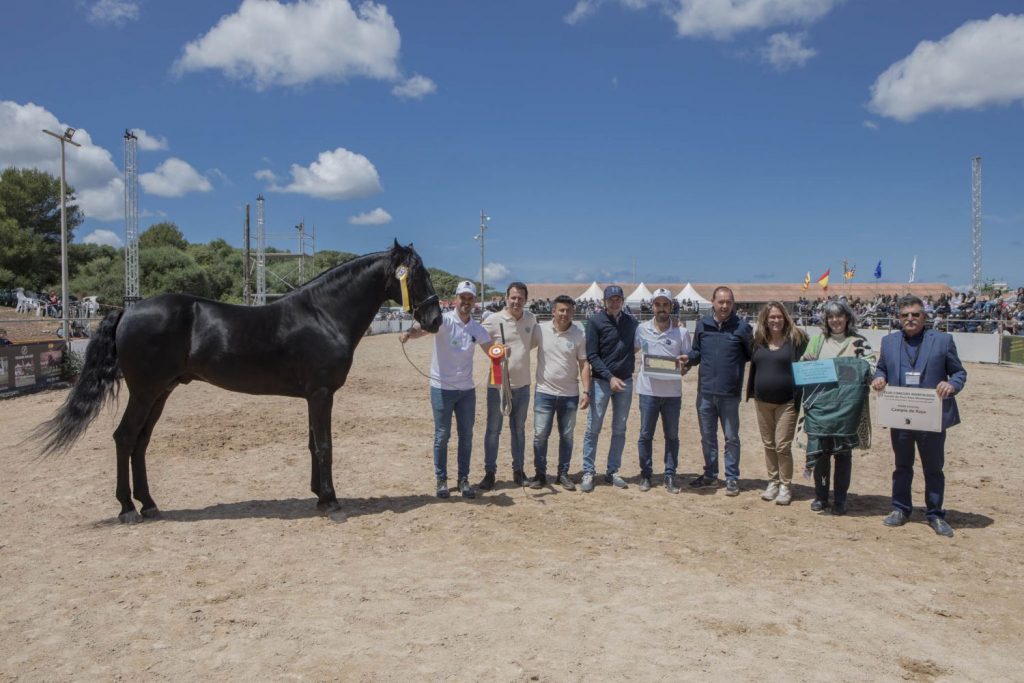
left=843, top=262, right=855, bottom=282
left=817, top=268, right=830, bottom=291
left=802, top=271, right=811, bottom=291
left=874, top=260, right=882, bottom=280
left=909, top=256, right=917, bottom=283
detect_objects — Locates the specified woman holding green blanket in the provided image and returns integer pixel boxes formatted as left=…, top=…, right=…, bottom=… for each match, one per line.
left=800, top=300, right=875, bottom=516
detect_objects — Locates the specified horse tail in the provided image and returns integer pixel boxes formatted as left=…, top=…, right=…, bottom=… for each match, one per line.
left=35, top=308, right=125, bottom=455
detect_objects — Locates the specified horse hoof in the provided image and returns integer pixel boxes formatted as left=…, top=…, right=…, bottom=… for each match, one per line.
left=317, top=499, right=342, bottom=513
left=118, top=510, right=143, bottom=524
left=140, top=507, right=161, bottom=519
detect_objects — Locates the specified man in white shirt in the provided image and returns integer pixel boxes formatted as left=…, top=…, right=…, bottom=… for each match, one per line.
left=479, top=282, right=542, bottom=490
left=401, top=281, right=492, bottom=499
left=634, top=288, right=692, bottom=493
left=529, top=295, right=590, bottom=490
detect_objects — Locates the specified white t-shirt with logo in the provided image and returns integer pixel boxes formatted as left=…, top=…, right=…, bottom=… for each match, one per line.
left=430, top=311, right=491, bottom=390
left=535, top=320, right=587, bottom=397
left=634, top=320, right=692, bottom=398
left=481, top=309, right=541, bottom=389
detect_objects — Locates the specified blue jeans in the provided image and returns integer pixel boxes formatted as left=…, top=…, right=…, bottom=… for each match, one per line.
left=637, top=394, right=681, bottom=477
left=484, top=385, right=531, bottom=474
left=532, top=391, right=579, bottom=475
left=696, top=393, right=741, bottom=481
left=582, top=378, right=633, bottom=475
left=430, top=387, right=475, bottom=480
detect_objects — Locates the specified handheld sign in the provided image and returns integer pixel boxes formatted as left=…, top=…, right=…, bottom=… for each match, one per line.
left=876, top=386, right=942, bottom=433
left=792, top=359, right=838, bottom=385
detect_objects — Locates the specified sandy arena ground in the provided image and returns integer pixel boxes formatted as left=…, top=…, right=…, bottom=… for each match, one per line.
left=1, top=333, right=1022, bottom=681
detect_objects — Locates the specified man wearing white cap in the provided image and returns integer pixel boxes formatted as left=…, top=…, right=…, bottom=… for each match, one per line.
left=634, top=288, right=692, bottom=493
left=401, top=280, right=492, bottom=499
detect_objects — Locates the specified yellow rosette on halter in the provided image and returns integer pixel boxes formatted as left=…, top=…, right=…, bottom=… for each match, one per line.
left=488, top=343, right=506, bottom=385
left=395, top=265, right=411, bottom=311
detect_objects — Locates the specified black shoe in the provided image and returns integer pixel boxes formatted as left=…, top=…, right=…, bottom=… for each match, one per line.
left=810, top=499, right=828, bottom=512
left=458, top=477, right=475, bottom=499
left=928, top=517, right=954, bottom=537
left=664, top=474, right=681, bottom=494
left=513, top=469, right=527, bottom=486
left=883, top=509, right=909, bottom=527
left=436, top=478, right=450, bottom=499
left=557, top=473, right=576, bottom=491
left=639, top=477, right=652, bottom=492
left=689, top=474, right=717, bottom=488
left=831, top=500, right=848, bottom=516
left=527, top=472, right=546, bottom=490
left=477, top=472, right=495, bottom=491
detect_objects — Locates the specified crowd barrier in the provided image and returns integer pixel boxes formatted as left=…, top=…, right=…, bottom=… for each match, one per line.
left=367, top=319, right=411, bottom=335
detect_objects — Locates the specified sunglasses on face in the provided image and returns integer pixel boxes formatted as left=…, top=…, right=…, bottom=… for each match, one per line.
left=900, top=312, right=923, bottom=319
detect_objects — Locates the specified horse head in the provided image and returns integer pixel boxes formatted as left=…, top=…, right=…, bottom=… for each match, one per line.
left=389, top=239, right=442, bottom=333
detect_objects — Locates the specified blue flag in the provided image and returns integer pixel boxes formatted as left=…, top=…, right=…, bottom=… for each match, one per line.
left=873, top=260, right=882, bottom=280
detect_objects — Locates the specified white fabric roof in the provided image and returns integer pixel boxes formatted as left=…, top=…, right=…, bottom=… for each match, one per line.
left=675, top=283, right=711, bottom=306
left=626, top=282, right=654, bottom=304
left=577, top=281, right=604, bottom=300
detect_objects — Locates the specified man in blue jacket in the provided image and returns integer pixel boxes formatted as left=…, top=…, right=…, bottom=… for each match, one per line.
left=581, top=285, right=639, bottom=493
left=683, top=286, right=752, bottom=496
left=872, top=295, right=966, bottom=538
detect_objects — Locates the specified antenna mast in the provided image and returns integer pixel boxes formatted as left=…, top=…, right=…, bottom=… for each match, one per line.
left=123, top=130, right=140, bottom=306
left=971, top=156, right=983, bottom=290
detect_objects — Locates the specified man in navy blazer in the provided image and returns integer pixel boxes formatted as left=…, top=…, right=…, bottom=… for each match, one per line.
left=872, top=295, right=967, bottom=537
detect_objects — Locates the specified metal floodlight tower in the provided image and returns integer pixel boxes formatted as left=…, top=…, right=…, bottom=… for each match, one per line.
left=474, top=210, right=490, bottom=300
left=42, top=126, right=81, bottom=343
left=971, top=156, right=983, bottom=291
left=254, top=195, right=267, bottom=305
left=123, top=130, right=140, bottom=306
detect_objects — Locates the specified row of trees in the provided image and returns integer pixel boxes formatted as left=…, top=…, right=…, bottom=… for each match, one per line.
left=1, top=167, right=481, bottom=306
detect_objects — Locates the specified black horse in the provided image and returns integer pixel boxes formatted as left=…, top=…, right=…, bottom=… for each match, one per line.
left=36, top=241, right=443, bottom=522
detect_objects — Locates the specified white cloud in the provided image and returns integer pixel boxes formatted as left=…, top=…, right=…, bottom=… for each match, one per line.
left=140, top=158, right=213, bottom=197
left=86, top=0, right=140, bottom=26
left=83, top=229, right=124, bottom=247
left=391, top=74, right=437, bottom=99
left=349, top=208, right=392, bottom=225
left=130, top=128, right=169, bottom=151
left=761, top=31, right=816, bottom=69
left=869, top=14, right=1024, bottom=122
left=566, top=0, right=840, bottom=40
left=254, top=169, right=278, bottom=183
left=207, top=168, right=231, bottom=186
left=267, top=147, right=382, bottom=200
left=862, top=120, right=879, bottom=130
left=0, top=100, right=124, bottom=221
left=172, top=0, right=433, bottom=97
left=484, top=262, right=511, bottom=281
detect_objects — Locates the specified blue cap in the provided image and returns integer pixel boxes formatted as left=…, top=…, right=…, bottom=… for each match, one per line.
left=604, top=285, right=624, bottom=299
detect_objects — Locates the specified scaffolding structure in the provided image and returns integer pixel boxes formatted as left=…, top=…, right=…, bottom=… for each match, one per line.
left=971, top=156, right=983, bottom=291
left=123, top=130, right=140, bottom=306
left=245, top=195, right=315, bottom=306
left=253, top=195, right=267, bottom=305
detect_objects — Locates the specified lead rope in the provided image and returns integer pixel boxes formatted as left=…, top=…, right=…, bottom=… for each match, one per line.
left=399, top=336, right=491, bottom=391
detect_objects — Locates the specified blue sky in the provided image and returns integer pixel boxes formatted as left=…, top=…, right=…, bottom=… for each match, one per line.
left=2, top=0, right=1023, bottom=289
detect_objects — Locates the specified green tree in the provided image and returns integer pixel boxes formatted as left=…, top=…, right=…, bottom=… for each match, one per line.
left=69, top=242, right=118, bottom=280
left=140, top=221, right=188, bottom=251
left=141, top=246, right=211, bottom=298
left=70, top=253, right=123, bottom=306
left=314, top=249, right=359, bottom=272
left=189, top=238, right=243, bottom=302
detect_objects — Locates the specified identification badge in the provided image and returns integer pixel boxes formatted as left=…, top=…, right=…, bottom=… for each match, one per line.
left=905, top=371, right=921, bottom=386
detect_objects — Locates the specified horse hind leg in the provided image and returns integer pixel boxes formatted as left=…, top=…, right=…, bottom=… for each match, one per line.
left=131, top=389, right=175, bottom=519
left=113, top=393, right=165, bottom=523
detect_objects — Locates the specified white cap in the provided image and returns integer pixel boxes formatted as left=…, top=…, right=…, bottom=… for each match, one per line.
left=455, top=280, right=477, bottom=297
left=652, top=288, right=673, bottom=303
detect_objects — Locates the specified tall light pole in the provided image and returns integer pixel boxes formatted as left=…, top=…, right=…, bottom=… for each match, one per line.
left=474, top=210, right=490, bottom=302
left=42, top=127, right=80, bottom=343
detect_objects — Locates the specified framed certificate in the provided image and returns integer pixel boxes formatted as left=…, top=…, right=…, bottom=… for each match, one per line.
left=792, top=359, right=838, bottom=385
left=876, top=386, right=942, bottom=433
left=642, top=353, right=680, bottom=378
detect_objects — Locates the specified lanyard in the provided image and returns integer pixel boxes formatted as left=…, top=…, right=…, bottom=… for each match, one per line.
left=902, top=337, right=922, bottom=370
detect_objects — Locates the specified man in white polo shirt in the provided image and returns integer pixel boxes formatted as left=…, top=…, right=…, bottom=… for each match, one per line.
left=401, top=281, right=492, bottom=499
left=634, top=288, right=692, bottom=493
left=479, top=281, right=542, bottom=490
left=528, top=294, right=590, bottom=490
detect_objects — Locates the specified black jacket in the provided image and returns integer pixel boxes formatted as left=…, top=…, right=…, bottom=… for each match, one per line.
left=585, top=311, right=639, bottom=382
left=687, top=313, right=753, bottom=396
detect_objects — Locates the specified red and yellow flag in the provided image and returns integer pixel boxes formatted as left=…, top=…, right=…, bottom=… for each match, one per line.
left=817, top=268, right=830, bottom=291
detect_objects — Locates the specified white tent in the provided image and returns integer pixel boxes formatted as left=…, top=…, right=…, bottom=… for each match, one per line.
left=675, top=283, right=711, bottom=308
left=625, top=282, right=654, bottom=305
left=577, top=281, right=604, bottom=300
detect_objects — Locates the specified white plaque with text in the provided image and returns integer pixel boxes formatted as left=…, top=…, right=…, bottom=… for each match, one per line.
left=876, top=386, right=942, bottom=433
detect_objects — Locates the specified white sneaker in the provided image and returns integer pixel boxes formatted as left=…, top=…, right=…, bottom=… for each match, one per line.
left=761, top=481, right=780, bottom=501
left=775, top=484, right=792, bottom=506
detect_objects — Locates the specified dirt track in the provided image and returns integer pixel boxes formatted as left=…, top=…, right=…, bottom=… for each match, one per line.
left=1, top=333, right=1022, bottom=681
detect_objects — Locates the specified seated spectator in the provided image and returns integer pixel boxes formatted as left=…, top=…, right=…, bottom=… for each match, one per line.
left=0, top=328, right=12, bottom=346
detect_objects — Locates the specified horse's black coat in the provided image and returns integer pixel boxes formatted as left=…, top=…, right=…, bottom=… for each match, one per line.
left=37, top=241, right=443, bottom=522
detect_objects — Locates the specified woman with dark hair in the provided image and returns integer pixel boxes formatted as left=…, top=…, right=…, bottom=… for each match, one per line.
left=746, top=302, right=808, bottom=505
left=800, top=300, right=875, bottom=515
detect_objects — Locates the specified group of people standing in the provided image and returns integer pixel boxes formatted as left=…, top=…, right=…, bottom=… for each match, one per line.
left=400, top=281, right=966, bottom=538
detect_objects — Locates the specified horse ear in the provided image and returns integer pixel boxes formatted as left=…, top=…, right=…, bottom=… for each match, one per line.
left=393, top=238, right=401, bottom=250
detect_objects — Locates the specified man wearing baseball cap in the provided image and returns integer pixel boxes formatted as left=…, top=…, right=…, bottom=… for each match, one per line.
left=580, top=285, right=639, bottom=492
left=634, top=288, right=692, bottom=493
left=401, top=280, right=492, bottom=499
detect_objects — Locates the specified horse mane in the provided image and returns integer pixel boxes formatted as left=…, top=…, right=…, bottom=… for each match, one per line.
left=279, top=244, right=415, bottom=300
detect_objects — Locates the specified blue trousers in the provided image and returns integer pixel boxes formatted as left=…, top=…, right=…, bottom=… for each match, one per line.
left=637, top=394, right=681, bottom=477
left=696, top=393, right=741, bottom=481
left=484, top=385, right=531, bottom=474
left=891, top=428, right=946, bottom=520
left=430, top=387, right=475, bottom=480
left=532, top=391, right=579, bottom=475
left=582, top=378, right=633, bottom=475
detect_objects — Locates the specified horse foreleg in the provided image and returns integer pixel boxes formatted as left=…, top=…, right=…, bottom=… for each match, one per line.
left=113, top=395, right=159, bottom=524
left=131, top=389, right=174, bottom=519
left=308, top=425, right=319, bottom=496
left=307, top=390, right=339, bottom=513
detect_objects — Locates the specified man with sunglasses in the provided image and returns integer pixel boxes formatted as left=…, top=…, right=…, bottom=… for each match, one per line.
left=872, top=295, right=966, bottom=537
